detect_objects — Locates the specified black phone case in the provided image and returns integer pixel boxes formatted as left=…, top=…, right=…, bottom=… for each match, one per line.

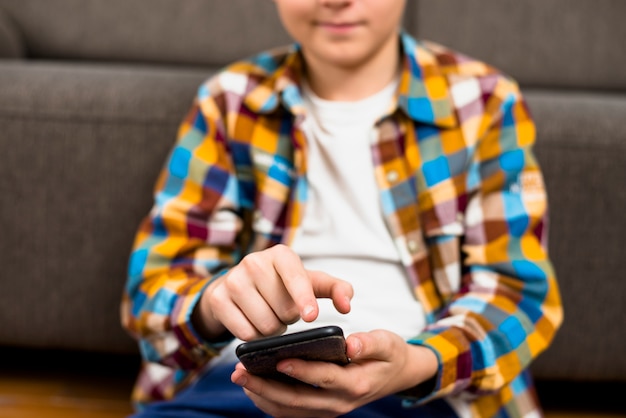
left=236, top=326, right=349, bottom=382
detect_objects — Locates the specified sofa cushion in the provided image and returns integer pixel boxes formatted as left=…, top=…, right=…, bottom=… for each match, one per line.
left=0, top=61, right=212, bottom=353
left=411, top=0, right=626, bottom=90
left=0, top=61, right=212, bottom=122
left=526, top=90, right=626, bottom=380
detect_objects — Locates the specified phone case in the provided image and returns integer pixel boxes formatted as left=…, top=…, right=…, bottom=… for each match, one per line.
left=236, top=326, right=349, bottom=382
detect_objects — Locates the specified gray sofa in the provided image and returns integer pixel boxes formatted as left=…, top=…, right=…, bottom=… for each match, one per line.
left=1, top=0, right=625, bottom=407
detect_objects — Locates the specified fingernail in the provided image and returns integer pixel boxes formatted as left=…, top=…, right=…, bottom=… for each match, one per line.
left=278, top=363, right=293, bottom=376
left=234, top=376, right=247, bottom=386
left=353, top=338, right=362, bottom=356
left=303, top=305, right=315, bottom=318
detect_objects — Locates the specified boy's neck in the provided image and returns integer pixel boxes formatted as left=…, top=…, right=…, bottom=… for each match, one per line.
left=301, top=36, right=401, bottom=102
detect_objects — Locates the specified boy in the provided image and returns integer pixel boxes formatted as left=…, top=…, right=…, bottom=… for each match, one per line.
left=122, top=0, right=563, bottom=417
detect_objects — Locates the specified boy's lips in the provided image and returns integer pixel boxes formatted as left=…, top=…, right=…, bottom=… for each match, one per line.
left=315, top=21, right=365, bottom=35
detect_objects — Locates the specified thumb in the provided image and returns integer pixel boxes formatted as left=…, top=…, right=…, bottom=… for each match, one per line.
left=307, top=270, right=353, bottom=315
left=346, top=330, right=395, bottom=362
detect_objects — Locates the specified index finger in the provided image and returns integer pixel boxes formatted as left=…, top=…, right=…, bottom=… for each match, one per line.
left=270, top=245, right=353, bottom=322
left=270, top=245, right=319, bottom=322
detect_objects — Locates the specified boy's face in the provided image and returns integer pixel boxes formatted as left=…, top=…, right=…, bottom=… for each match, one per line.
left=274, top=0, right=406, bottom=70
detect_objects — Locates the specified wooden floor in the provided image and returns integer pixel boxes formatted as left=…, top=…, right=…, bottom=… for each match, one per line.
left=0, top=348, right=137, bottom=418
left=0, top=373, right=133, bottom=418
left=1, top=348, right=624, bottom=418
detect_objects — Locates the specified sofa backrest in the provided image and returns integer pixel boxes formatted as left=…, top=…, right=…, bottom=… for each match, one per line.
left=1, top=0, right=625, bottom=90
left=0, top=0, right=292, bottom=66
left=410, top=0, right=626, bottom=91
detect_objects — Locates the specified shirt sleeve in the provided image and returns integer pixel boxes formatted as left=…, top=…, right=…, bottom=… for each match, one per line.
left=120, top=92, right=242, bottom=370
left=406, top=78, right=564, bottom=401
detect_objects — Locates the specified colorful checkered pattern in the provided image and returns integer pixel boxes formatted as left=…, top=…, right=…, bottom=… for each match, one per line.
left=121, top=32, right=563, bottom=417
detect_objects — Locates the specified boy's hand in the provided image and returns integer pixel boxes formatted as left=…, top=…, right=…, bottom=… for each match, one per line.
left=193, top=244, right=353, bottom=341
left=231, top=330, right=439, bottom=417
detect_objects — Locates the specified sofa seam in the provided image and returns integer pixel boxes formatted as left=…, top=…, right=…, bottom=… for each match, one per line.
left=0, top=112, right=183, bottom=126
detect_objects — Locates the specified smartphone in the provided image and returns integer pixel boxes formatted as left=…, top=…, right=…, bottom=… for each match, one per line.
left=235, top=325, right=349, bottom=382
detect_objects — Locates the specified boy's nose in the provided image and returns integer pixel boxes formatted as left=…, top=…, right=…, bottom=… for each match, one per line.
left=319, top=0, right=352, bottom=9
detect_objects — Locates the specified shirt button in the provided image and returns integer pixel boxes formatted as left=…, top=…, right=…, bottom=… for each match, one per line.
left=407, top=239, right=419, bottom=253
left=191, top=346, right=207, bottom=360
left=386, top=170, right=399, bottom=183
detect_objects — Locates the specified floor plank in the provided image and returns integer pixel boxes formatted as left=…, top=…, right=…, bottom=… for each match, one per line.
left=2, top=373, right=625, bottom=418
left=0, top=347, right=137, bottom=418
left=0, top=347, right=624, bottom=417
left=0, top=373, right=134, bottom=417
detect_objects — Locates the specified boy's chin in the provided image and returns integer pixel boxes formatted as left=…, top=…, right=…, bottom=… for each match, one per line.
left=305, top=47, right=376, bottom=70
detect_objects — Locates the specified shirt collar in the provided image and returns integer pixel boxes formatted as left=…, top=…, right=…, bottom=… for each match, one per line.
left=243, top=32, right=457, bottom=128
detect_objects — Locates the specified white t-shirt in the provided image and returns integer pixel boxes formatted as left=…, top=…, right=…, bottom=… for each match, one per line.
left=287, top=79, right=428, bottom=339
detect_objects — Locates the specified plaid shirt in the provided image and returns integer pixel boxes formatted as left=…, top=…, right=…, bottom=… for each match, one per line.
left=122, top=33, right=563, bottom=417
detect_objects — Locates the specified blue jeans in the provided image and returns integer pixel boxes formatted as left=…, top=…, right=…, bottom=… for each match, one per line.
left=130, top=363, right=459, bottom=418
